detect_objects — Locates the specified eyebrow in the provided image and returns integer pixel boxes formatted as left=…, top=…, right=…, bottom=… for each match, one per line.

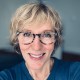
left=21, top=29, right=54, bottom=33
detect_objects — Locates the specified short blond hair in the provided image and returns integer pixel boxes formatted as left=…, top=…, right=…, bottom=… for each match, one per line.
left=10, top=2, right=62, bottom=49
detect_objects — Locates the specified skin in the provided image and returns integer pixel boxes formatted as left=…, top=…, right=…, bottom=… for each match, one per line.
left=18, top=21, right=55, bottom=80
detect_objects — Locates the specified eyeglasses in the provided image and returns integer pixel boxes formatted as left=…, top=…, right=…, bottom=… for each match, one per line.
left=17, top=30, right=57, bottom=45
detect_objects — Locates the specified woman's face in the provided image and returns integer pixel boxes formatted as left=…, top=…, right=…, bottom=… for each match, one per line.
left=18, top=21, right=55, bottom=70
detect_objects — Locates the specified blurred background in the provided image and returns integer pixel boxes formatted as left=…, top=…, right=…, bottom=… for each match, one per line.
left=0, top=0, right=80, bottom=70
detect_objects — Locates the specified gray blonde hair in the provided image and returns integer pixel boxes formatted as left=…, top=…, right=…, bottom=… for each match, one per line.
left=10, top=2, right=62, bottom=50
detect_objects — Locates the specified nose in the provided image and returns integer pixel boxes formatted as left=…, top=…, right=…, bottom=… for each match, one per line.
left=32, top=36, right=42, bottom=51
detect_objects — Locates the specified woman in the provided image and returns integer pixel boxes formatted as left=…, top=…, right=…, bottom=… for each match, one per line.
left=0, top=2, right=80, bottom=80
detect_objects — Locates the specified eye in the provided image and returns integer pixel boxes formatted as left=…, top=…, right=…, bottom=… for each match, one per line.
left=43, top=32, right=52, bottom=38
left=45, top=33, right=51, bottom=37
left=23, top=32, right=32, bottom=37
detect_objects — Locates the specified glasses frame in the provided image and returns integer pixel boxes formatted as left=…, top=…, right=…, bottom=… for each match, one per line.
left=16, top=30, right=57, bottom=45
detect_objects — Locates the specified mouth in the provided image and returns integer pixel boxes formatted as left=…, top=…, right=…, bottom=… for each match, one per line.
left=28, top=53, right=45, bottom=60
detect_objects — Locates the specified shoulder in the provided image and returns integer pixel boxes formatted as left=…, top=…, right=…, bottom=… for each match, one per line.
left=53, top=57, right=80, bottom=80
left=53, top=57, right=80, bottom=69
left=0, top=61, right=24, bottom=80
left=68, top=61, right=80, bottom=80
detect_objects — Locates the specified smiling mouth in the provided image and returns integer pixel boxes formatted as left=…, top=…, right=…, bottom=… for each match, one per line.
left=28, top=53, right=45, bottom=59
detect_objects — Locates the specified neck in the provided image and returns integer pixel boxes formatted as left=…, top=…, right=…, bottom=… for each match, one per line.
left=27, top=59, right=54, bottom=80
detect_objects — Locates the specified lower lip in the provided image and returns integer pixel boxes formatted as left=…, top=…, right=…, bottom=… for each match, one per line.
left=29, top=53, right=45, bottom=60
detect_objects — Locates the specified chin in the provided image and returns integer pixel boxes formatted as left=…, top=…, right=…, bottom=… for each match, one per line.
left=26, top=61, right=44, bottom=70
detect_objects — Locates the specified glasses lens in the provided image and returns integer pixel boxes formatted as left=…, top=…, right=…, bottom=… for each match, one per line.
left=21, top=31, right=33, bottom=44
left=41, top=31, right=55, bottom=44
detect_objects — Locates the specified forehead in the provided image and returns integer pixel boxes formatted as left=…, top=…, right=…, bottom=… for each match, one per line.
left=21, top=21, right=55, bottom=33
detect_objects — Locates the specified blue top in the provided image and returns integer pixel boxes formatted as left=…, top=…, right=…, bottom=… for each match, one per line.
left=0, top=57, right=80, bottom=80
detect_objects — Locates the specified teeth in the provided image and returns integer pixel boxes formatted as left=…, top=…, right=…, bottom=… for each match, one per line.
left=30, top=54, right=43, bottom=58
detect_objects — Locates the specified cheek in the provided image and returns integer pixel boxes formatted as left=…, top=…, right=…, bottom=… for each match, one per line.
left=44, top=43, right=55, bottom=55
left=19, top=43, right=31, bottom=53
left=18, top=38, right=31, bottom=52
left=45, top=43, right=54, bottom=51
